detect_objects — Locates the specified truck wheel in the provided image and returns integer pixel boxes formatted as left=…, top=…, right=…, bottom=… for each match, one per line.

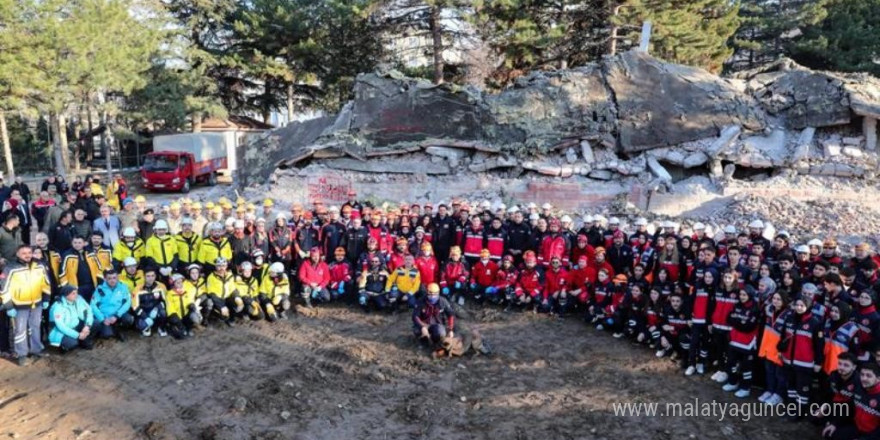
left=207, top=173, right=217, bottom=186
left=181, top=179, right=191, bottom=193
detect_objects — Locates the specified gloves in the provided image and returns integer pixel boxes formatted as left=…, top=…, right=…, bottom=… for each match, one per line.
left=454, top=282, right=462, bottom=289
left=42, top=301, right=49, bottom=309
left=337, top=282, right=345, bottom=294
left=469, top=283, right=477, bottom=291
left=6, top=308, right=16, bottom=318
left=442, top=287, right=450, bottom=296
left=486, top=287, right=497, bottom=295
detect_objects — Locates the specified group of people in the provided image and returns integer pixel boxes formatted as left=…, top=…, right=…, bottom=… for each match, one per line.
left=2, top=180, right=880, bottom=438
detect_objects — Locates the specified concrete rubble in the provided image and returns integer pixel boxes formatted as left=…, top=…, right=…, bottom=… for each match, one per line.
left=238, top=51, right=880, bottom=232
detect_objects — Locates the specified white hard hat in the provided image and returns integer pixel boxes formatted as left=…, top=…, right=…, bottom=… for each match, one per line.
left=123, top=227, right=136, bottom=238
left=328, top=206, right=340, bottom=213
left=583, top=215, right=594, bottom=223
left=481, top=200, right=491, bottom=208
left=508, top=206, right=520, bottom=214
left=807, top=239, right=823, bottom=247
left=527, top=203, right=538, bottom=209
left=634, top=217, right=647, bottom=226
left=240, top=261, right=253, bottom=271
left=269, top=262, right=285, bottom=274
left=693, top=222, right=705, bottom=230
left=661, top=220, right=675, bottom=229
left=234, top=220, right=245, bottom=229
left=796, top=245, right=810, bottom=253
left=154, top=219, right=168, bottom=230
left=215, top=257, right=228, bottom=266
left=608, top=217, right=620, bottom=225
left=276, top=212, right=287, bottom=220
left=181, top=217, right=194, bottom=226
left=723, top=225, right=737, bottom=234
left=123, top=257, right=137, bottom=267
left=748, top=219, right=764, bottom=229
left=561, top=215, right=572, bottom=223
left=777, top=230, right=790, bottom=238
left=210, top=221, right=224, bottom=231
left=541, top=203, right=552, bottom=210
left=171, top=273, right=184, bottom=283
left=529, top=213, right=540, bottom=221
left=595, top=215, right=607, bottom=223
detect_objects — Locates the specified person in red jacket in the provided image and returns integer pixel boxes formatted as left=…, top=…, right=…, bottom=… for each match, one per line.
left=542, top=256, right=569, bottom=314
left=415, top=242, right=439, bottom=288
left=365, top=214, right=390, bottom=255
left=593, top=247, right=614, bottom=278
left=328, top=247, right=353, bottom=301
left=779, top=294, right=825, bottom=420
left=440, top=246, right=469, bottom=305
left=571, top=234, right=595, bottom=269
left=484, top=217, right=506, bottom=262
left=587, top=268, right=612, bottom=326
left=298, top=247, right=330, bottom=307
left=539, top=218, right=570, bottom=267
left=469, top=249, right=498, bottom=304
left=722, top=285, right=760, bottom=398
left=514, top=251, right=543, bottom=310
left=492, top=255, right=518, bottom=307
left=388, top=237, right=409, bottom=272
left=571, top=255, right=597, bottom=306
left=824, top=362, right=880, bottom=440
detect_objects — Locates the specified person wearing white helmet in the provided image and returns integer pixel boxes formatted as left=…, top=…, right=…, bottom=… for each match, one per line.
left=112, top=226, right=145, bottom=270
left=233, top=261, right=263, bottom=320
left=691, top=222, right=707, bottom=241
left=559, top=215, right=575, bottom=244
left=197, top=222, right=233, bottom=274
left=133, top=266, right=168, bottom=338
left=747, top=220, right=770, bottom=251
left=260, top=261, right=291, bottom=320
left=165, top=273, right=201, bottom=339
left=528, top=212, right=540, bottom=228
left=541, top=203, right=553, bottom=219
left=601, top=217, right=621, bottom=247
left=118, top=256, right=144, bottom=295
left=807, top=239, right=823, bottom=260
left=630, top=217, right=652, bottom=249
left=145, top=219, right=179, bottom=279
left=175, top=217, right=201, bottom=270
left=205, top=257, right=235, bottom=326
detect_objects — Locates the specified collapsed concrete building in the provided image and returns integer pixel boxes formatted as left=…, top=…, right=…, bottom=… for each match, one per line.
left=238, top=51, right=880, bottom=225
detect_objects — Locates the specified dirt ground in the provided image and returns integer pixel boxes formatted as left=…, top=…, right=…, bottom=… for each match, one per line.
left=0, top=305, right=816, bottom=440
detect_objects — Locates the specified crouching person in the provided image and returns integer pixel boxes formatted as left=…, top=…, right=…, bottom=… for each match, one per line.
left=413, top=283, right=455, bottom=356
left=358, top=256, right=390, bottom=312
left=298, top=247, right=330, bottom=307
left=91, top=269, right=134, bottom=341
left=512, top=251, right=543, bottom=310
left=657, top=292, right=690, bottom=359
left=387, top=255, right=421, bottom=308
left=205, top=257, right=235, bottom=326
left=234, top=262, right=263, bottom=320
left=328, top=247, right=353, bottom=302
left=134, top=268, right=168, bottom=337
left=260, top=262, right=291, bottom=320
left=166, top=274, right=200, bottom=339
left=49, top=285, right=95, bottom=352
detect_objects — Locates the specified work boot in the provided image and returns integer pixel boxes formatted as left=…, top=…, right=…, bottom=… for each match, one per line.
left=116, top=330, right=127, bottom=342
left=16, top=356, right=28, bottom=367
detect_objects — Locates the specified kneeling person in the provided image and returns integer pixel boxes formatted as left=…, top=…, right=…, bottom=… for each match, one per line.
left=49, top=285, right=95, bottom=352
left=90, top=269, right=134, bottom=341
left=166, top=274, right=200, bottom=339
left=412, top=283, right=455, bottom=353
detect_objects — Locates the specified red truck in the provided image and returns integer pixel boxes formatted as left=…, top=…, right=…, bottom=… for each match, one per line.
left=141, top=133, right=228, bottom=193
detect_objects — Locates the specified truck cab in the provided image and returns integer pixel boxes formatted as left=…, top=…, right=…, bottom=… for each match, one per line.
left=142, top=152, right=194, bottom=192
left=141, top=133, right=227, bottom=193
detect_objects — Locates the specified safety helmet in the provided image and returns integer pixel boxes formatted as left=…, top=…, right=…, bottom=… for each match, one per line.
left=269, top=262, right=285, bottom=274
left=123, top=227, right=136, bottom=238
left=154, top=220, right=168, bottom=230
left=123, top=257, right=137, bottom=267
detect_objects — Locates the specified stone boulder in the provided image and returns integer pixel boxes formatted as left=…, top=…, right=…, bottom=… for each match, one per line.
left=747, top=68, right=851, bottom=129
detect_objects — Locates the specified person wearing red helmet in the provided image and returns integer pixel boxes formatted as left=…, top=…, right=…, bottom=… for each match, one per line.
left=469, top=249, right=498, bottom=305
left=439, top=246, right=469, bottom=305
left=328, top=247, right=353, bottom=302
left=514, top=250, right=543, bottom=310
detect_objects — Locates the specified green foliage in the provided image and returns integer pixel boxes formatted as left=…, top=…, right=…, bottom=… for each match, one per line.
left=790, top=0, right=880, bottom=75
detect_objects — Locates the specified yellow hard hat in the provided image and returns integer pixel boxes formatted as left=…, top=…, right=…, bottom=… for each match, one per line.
left=170, top=202, right=180, bottom=210
left=236, top=197, right=246, bottom=207
left=211, top=206, right=222, bottom=215
left=134, top=195, right=146, bottom=203
left=205, top=202, right=215, bottom=210
left=192, top=202, right=202, bottom=210
left=182, top=198, right=192, bottom=205
left=427, top=283, right=440, bottom=294
left=246, top=203, right=256, bottom=211
left=218, top=197, right=230, bottom=205
left=263, top=198, right=274, bottom=207
left=236, top=205, right=246, bottom=213
left=221, top=201, right=232, bottom=209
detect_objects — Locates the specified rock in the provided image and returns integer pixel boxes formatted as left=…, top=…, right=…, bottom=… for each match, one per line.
left=792, top=127, right=816, bottom=162
left=467, top=156, right=518, bottom=172
left=280, top=411, right=291, bottom=420
left=521, top=161, right=563, bottom=177
left=460, top=396, right=467, bottom=402
left=580, top=140, right=595, bottom=164
left=748, top=67, right=851, bottom=129
left=565, top=148, right=579, bottom=164
left=709, top=159, right=723, bottom=177
left=823, top=136, right=843, bottom=157
left=425, top=146, right=469, bottom=161
left=663, top=149, right=687, bottom=166
left=842, top=146, right=864, bottom=158
left=647, top=157, right=672, bottom=182
left=683, top=152, right=709, bottom=168
left=589, top=169, right=613, bottom=180
left=723, top=163, right=736, bottom=179
left=742, top=129, right=786, bottom=154
left=607, top=52, right=763, bottom=153
left=865, top=117, right=878, bottom=151
left=706, top=125, right=742, bottom=157
left=233, top=397, right=248, bottom=412
left=843, top=136, right=864, bottom=146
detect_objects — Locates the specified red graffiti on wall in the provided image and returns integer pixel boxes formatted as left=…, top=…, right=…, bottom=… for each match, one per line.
left=307, top=175, right=351, bottom=204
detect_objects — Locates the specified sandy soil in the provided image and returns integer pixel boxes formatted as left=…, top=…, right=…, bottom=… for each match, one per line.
left=0, top=305, right=815, bottom=440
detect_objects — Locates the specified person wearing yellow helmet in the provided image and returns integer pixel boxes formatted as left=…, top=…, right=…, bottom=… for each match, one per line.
left=134, top=195, right=147, bottom=214
left=262, top=198, right=275, bottom=219
left=412, top=282, right=455, bottom=352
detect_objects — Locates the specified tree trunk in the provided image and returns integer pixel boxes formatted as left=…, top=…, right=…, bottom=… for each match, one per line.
left=73, top=109, right=83, bottom=171
left=0, top=111, right=14, bottom=180
left=86, top=105, right=95, bottom=163
left=286, top=83, right=295, bottom=125
left=429, top=6, right=444, bottom=85
left=262, top=82, right=271, bottom=124
left=51, top=112, right=69, bottom=177
left=608, top=4, right=623, bottom=56
left=98, top=91, right=112, bottom=177
left=192, top=113, right=202, bottom=133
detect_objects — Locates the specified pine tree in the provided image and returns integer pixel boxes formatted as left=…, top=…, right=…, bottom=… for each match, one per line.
left=791, top=0, right=880, bottom=75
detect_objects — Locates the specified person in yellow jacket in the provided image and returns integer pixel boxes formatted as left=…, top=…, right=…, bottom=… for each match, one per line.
left=132, top=268, right=168, bottom=337
left=106, top=176, right=120, bottom=211
left=145, top=220, right=178, bottom=280
left=183, top=264, right=209, bottom=325
left=259, top=262, right=290, bottom=320
left=198, top=222, right=232, bottom=274
left=233, top=261, right=263, bottom=320
left=119, top=257, right=144, bottom=300
left=165, top=274, right=200, bottom=339
left=112, top=227, right=145, bottom=270
left=1, top=245, right=52, bottom=366
left=175, top=217, right=201, bottom=270
left=87, top=231, right=113, bottom=272
left=59, top=236, right=102, bottom=302
left=205, top=257, right=235, bottom=326
left=386, top=254, right=421, bottom=309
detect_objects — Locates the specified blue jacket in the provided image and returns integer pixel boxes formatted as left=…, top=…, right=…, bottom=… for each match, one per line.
left=49, top=296, right=94, bottom=346
left=90, top=281, right=131, bottom=322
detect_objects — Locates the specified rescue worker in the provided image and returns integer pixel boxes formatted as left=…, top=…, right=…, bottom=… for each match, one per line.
left=298, top=247, right=330, bottom=307
left=175, top=217, right=201, bottom=271
left=112, top=227, right=145, bottom=270
left=1, top=245, right=52, bottom=365
left=134, top=268, right=167, bottom=337
left=59, top=235, right=102, bottom=302
left=412, top=283, right=455, bottom=355
left=183, top=264, right=209, bottom=325
left=328, top=247, right=353, bottom=302
left=205, top=257, right=236, bottom=326
left=358, top=255, right=390, bottom=312
left=87, top=231, right=112, bottom=271
left=48, top=285, right=94, bottom=352
left=198, top=222, right=233, bottom=274
left=234, top=261, right=263, bottom=320
left=145, top=220, right=178, bottom=281
left=259, top=262, right=291, bottom=320
left=90, top=269, right=134, bottom=341
left=118, top=257, right=144, bottom=303
left=439, top=246, right=469, bottom=304
left=164, top=273, right=199, bottom=339
left=387, top=254, right=421, bottom=308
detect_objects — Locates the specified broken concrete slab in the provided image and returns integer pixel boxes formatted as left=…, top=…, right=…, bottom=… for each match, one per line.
left=580, top=140, right=595, bottom=164
left=843, top=146, right=864, bottom=158
left=865, top=117, right=878, bottom=151
left=323, top=158, right=452, bottom=175
left=843, top=136, right=864, bottom=146
left=467, top=156, right=518, bottom=172
left=706, top=125, right=742, bottom=157
left=588, top=169, right=613, bottom=180
left=823, top=135, right=843, bottom=157
left=647, top=157, right=673, bottom=182
left=748, top=67, right=851, bottom=129
left=683, top=152, right=709, bottom=169
left=792, top=127, right=816, bottom=163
